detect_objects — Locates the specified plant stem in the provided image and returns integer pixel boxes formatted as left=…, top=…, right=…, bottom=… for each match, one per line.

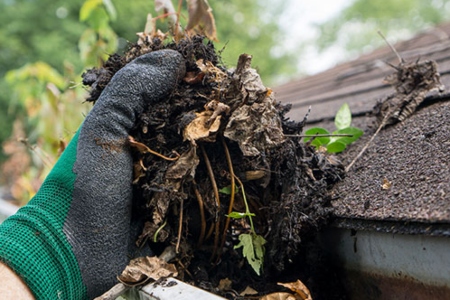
left=193, top=181, right=206, bottom=248
left=219, top=137, right=236, bottom=258
left=176, top=197, right=184, bottom=253
left=200, top=143, right=221, bottom=261
left=153, top=219, right=167, bottom=243
left=234, top=175, right=255, bottom=233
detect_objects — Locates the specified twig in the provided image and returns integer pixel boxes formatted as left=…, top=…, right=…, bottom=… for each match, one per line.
left=218, top=136, right=236, bottom=262
left=205, top=222, right=215, bottom=240
left=193, top=181, right=206, bottom=247
left=345, top=114, right=389, bottom=172
left=285, top=134, right=354, bottom=138
left=128, top=136, right=180, bottom=161
left=175, top=197, right=184, bottom=253
left=200, top=144, right=221, bottom=261
left=19, top=138, right=54, bottom=168
left=378, top=30, right=404, bottom=64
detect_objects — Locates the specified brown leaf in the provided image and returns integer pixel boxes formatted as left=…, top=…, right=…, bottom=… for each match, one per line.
left=154, top=0, right=183, bottom=39
left=183, top=111, right=221, bottom=143
left=223, top=54, right=285, bottom=156
left=381, top=178, right=392, bottom=190
left=183, top=71, right=205, bottom=84
left=196, top=59, right=227, bottom=83
left=186, top=0, right=217, bottom=41
left=165, top=146, right=199, bottom=191
left=217, top=278, right=232, bottom=291
left=224, top=95, right=285, bottom=156
left=132, top=159, right=146, bottom=184
left=260, top=292, right=299, bottom=300
left=239, top=286, right=258, bottom=296
left=117, top=256, right=178, bottom=287
left=278, top=280, right=312, bottom=300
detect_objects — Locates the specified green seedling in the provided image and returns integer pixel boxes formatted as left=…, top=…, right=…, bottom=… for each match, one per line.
left=303, top=103, right=363, bottom=153
left=221, top=183, right=266, bottom=275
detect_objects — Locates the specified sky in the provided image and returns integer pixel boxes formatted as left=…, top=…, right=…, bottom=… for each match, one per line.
left=279, top=0, right=353, bottom=75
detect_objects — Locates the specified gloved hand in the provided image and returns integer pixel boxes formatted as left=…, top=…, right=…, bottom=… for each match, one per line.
left=0, top=49, right=185, bottom=299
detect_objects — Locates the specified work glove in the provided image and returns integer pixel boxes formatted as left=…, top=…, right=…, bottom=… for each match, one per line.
left=0, top=49, right=185, bottom=299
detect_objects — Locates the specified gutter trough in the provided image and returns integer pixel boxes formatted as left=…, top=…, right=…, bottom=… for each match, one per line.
left=319, top=221, right=450, bottom=299
left=2, top=193, right=450, bottom=299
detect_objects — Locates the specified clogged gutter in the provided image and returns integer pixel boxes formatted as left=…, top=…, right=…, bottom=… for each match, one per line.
left=82, top=34, right=345, bottom=298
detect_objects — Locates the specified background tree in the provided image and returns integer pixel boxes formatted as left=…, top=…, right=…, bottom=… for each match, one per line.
left=316, top=0, right=450, bottom=58
left=0, top=0, right=296, bottom=162
left=0, top=0, right=297, bottom=202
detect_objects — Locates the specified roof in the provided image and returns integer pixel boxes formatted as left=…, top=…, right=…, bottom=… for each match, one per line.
left=273, top=22, right=450, bottom=226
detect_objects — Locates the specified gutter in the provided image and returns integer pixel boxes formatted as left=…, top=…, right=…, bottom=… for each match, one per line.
left=319, top=220, right=450, bottom=299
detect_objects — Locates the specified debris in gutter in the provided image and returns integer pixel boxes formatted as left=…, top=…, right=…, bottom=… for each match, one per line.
left=82, top=35, right=346, bottom=298
left=373, top=59, right=445, bottom=126
left=346, top=34, right=445, bottom=172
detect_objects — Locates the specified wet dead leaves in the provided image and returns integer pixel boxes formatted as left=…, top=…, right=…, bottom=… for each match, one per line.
left=118, top=256, right=178, bottom=287
left=220, top=279, right=312, bottom=300
left=374, top=59, right=444, bottom=126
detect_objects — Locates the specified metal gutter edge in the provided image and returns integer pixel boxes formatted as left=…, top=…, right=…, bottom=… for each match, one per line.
left=319, top=226, right=450, bottom=299
left=139, top=277, right=226, bottom=300
left=332, top=217, right=450, bottom=237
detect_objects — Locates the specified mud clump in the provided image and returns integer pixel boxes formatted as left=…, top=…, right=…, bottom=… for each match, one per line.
left=82, top=35, right=345, bottom=298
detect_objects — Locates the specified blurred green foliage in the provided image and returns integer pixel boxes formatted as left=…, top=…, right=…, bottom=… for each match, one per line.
left=317, top=0, right=450, bottom=56
left=0, top=0, right=296, bottom=164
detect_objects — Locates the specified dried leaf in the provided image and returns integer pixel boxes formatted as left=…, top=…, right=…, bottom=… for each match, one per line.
left=118, top=256, right=178, bottom=287
left=374, top=60, right=444, bottom=126
left=154, top=0, right=183, bottom=39
left=186, top=0, right=217, bottom=41
left=224, top=54, right=285, bottom=156
left=218, top=278, right=232, bottom=291
left=240, top=286, right=258, bottom=296
left=196, top=59, right=227, bottom=83
left=183, top=111, right=221, bottom=143
left=260, top=292, right=299, bottom=300
left=165, top=146, right=199, bottom=191
left=224, top=95, right=285, bottom=156
left=381, top=178, right=392, bottom=190
left=132, top=159, right=146, bottom=184
left=183, top=71, right=205, bottom=84
left=278, top=280, right=312, bottom=300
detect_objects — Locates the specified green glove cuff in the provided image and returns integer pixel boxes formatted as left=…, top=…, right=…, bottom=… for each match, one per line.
left=0, top=130, right=87, bottom=300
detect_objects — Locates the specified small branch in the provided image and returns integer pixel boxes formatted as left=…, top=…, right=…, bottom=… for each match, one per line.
left=19, top=138, right=54, bottom=168
left=200, top=144, right=221, bottom=261
left=218, top=136, right=236, bottom=262
left=193, top=181, right=206, bottom=247
left=128, top=136, right=180, bottom=161
left=378, top=30, right=404, bottom=64
left=176, top=197, right=184, bottom=254
left=346, top=114, right=389, bottom=172
left=285, top=134, right=354, bottom=138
